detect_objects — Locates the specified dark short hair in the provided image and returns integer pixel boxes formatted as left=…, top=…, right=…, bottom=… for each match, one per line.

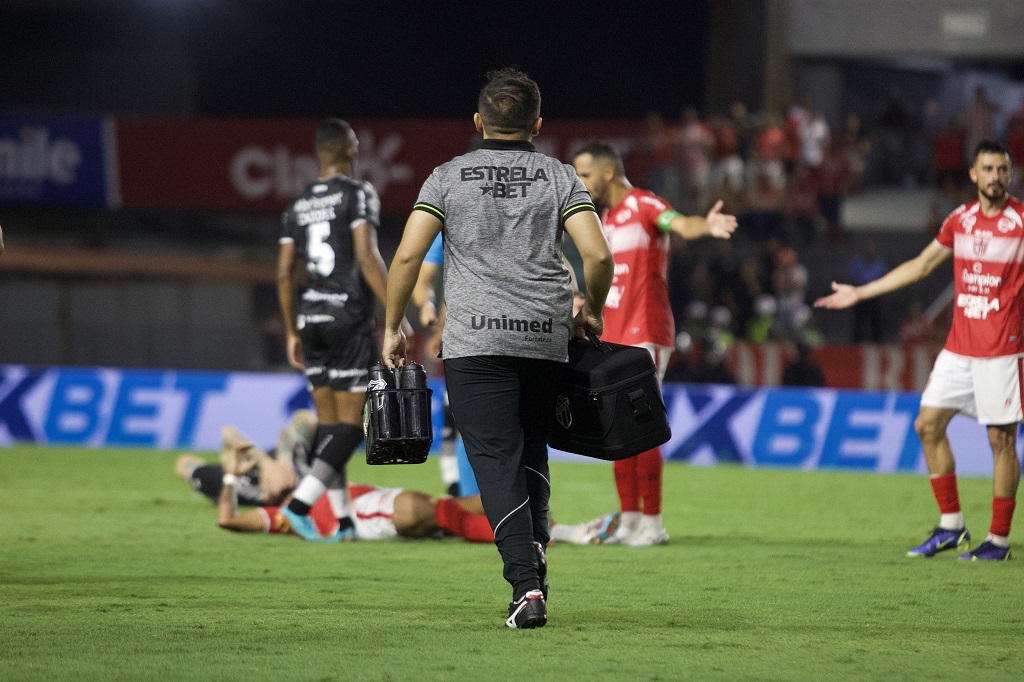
left=477, top=67, right=541, bottom=135
left=973, top=138, right=1010, bottom=163
left=315, top=119, right=355, bottom=158
left=574, top=140, right=625, bottom=176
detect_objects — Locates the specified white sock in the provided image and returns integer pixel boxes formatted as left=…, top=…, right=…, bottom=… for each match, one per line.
left=292, top=475, right=328, bottom=508
left=641, top=513, right=664, bottom=530
left=439, top=452, right=460, bottom=487
left=987, top=533, right=1011, bottom=548
left=619, top=512, right=642, bottom=534
left=327, top=487, right=350, bottom=519
left=939, top=512, right=965, bottom=530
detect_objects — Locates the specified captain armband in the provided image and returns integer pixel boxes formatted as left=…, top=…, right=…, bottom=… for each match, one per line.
left=656, top=210, right=682, bottom=233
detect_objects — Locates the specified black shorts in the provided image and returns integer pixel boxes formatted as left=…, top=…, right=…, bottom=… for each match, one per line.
left=298, top=311, right=377, bottom=391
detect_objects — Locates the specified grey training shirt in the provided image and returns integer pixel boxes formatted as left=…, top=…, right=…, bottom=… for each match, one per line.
left=413, top=138, right=596, bottom=362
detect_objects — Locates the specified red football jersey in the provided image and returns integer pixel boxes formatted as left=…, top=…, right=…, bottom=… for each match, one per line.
left=935, top=197, right=1024, bottom=357
left=600, top=188, right=674, bottom=348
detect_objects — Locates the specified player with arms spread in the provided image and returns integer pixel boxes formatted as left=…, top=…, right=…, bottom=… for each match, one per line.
left=816, top=139, right=1024, bottom=561
left=276, top=118, right=409, bottom=542
left=566, top=141, right=737, bottom=547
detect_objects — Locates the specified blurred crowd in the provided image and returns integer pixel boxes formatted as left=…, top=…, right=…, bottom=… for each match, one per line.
left=623, top=96, right=862, bottom=248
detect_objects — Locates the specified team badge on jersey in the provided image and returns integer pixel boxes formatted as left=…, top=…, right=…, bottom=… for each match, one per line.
left=973, top=231, right=991, bottom=257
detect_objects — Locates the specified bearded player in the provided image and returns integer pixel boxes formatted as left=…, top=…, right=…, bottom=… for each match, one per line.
left=567, top=141, right=737, bottom=546
left=816, top=139, right=1023, bottom=561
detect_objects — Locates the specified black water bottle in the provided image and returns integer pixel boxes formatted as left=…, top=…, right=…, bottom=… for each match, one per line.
left=399, top=362, right=428, bottom=439
left=368, top=363, right=398, bottom=440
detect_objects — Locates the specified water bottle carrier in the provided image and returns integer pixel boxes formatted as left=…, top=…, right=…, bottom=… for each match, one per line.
left=364, top=386, right=433, bottom=465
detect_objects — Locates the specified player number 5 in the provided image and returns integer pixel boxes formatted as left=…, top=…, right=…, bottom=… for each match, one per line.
left=307, top=221, right=335, bottom=277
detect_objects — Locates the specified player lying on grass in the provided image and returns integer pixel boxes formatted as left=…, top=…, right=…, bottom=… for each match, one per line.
left=215, top=440, right=494, bottom=543
left=174, top=409, right=317, bottom=507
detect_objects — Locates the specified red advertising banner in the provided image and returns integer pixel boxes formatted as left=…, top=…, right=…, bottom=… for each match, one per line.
left=724, top=341, right=942, bottom=390
left=115, top=118, right=643, bottom=214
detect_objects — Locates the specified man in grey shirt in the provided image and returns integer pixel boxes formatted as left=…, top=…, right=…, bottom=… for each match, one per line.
left=383, top=67, right=613, bottom=629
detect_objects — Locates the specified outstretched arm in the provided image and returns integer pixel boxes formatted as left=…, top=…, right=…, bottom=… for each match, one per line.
left=814, top=241, right=951, bottom=309
left=665, top=200, right=738, bottom=240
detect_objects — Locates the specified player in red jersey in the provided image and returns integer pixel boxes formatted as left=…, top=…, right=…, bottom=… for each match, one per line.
left=214, top=441, right=494, bottom=543
left=816, top=139, right=1022, bottom=561
left=569, top=141, right=737, bottom=547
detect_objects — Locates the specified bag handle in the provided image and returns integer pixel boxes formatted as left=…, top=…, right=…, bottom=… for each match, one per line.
left=585, top=329, right=612, bottom=352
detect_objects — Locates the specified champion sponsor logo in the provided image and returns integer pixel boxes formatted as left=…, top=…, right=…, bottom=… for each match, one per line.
left=613, top=262, right=630, bottom=275
left=961, top=268, right=1002, bottom=288
left=460, top=165, right=549, bottom=198
left=471, top=314, right=553, bottom=334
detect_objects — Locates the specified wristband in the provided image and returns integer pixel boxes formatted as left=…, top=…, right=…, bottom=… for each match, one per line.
left=656, top=210, right=682, bottom=233
left=222, top=474, right=240, bottom=487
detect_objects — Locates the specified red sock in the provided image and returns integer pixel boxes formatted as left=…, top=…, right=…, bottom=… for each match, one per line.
left=636, top=446, right=664, bottom=515
left=433, top=498, right=494, bottom=543
left=929, top=473, right=961, bottom=514
left=614, top=457, right=640, bottom=512
left=990, top=497, right=1016, bottom=538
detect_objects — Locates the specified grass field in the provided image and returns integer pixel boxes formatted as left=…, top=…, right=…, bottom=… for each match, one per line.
left=2, top=445, right=1023, bottom=681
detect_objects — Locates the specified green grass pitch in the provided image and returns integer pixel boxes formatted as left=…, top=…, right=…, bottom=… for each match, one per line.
left=2, top=445, right=1023, bottom=681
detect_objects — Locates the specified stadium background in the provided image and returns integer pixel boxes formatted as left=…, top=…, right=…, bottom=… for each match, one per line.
left=2, top=0, right=1024, bottom=472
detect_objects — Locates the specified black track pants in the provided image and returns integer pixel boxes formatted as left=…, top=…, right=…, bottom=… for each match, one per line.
left=444, top=355, right=560, bottom=599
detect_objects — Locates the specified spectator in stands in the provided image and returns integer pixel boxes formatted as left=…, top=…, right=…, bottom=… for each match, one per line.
left=932, top=116, right=966, bottom=191
left=743, top=116, right=788, bottom=239
left=783, top=163, right=819, bottom=246
left=709, top=114, right=744, bottom=206
left=797, top=97, right=830, bottom=173
left=842, top=113, right=870, bottom=195
left=0, top=223, right=4, bottom=256
left=1008, top=112, right=1024, bottom=199
left=817, top=136, right=852, bottom=243
left=899, top=299, right=937, bottom=346
left=772, top=247, right=809, bottom=342
left=731, top=255, right=765, bottom=337
left=688, top=333, right=736, bottom=385
left=626, top=111, right=678, bottom=206
left=673, top=106, right=715, bottom=214
left=877, top=95, right=913, bottom=186
left=846, top=240, right=887, bottom=344
left=782, top=340, right=825, bottom=387
left=962, top=85, right=998, bottom=167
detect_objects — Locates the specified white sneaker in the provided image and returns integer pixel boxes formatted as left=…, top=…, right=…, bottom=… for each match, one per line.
left=625, top=524, right=670, bottom=547
left=602, top=511, right=641, bottom=545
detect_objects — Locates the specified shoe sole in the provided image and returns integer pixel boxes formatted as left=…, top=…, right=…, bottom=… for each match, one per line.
left=905, top=538, right=969, bottom=558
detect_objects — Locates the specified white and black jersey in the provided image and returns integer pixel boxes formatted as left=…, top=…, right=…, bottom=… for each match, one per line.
left=280, top=175, right=382, bottom=327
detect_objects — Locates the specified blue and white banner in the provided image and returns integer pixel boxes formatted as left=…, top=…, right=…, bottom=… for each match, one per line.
left=0, top=115, right=116, bottom=207
left=1, top=365, right=1017, bottom=477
